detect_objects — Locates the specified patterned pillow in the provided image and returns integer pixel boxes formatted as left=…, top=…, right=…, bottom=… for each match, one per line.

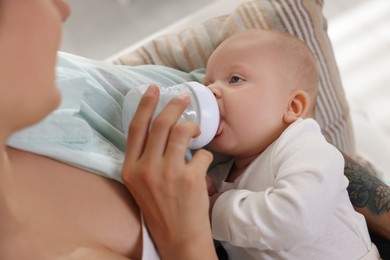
left=112, top=0, right=354, bottom=154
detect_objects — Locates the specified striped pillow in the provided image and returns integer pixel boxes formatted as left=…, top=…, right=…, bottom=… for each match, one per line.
left=113, top=0, right=354, bottom=154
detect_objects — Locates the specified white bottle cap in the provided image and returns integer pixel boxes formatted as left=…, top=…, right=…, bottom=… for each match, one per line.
left=184, top=82, right=219, bottom=149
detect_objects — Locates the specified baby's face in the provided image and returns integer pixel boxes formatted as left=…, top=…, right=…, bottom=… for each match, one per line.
left=204, top=31, right=292, bottom=158
left=0, top=0, right=70, bottom=132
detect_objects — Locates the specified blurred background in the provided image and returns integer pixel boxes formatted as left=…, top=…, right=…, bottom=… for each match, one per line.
left=60, top=0, right=371, bottom=60
left=61, top=0, right=214, bottom=60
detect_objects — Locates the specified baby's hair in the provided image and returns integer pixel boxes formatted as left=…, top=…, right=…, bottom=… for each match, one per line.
left=268, top=31, right=320, bottom=117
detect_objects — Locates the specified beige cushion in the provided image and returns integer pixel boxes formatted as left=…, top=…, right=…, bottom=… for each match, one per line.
left=112, top=0, right=354, bottom=154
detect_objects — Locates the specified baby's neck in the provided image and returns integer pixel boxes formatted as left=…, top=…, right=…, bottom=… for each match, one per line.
left=226, top=156, right=256, bottom=183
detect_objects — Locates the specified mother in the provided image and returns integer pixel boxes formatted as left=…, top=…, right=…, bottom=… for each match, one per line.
left=0, top=0, right=389, bottom=259
left=0, top=0, right=216, bottom=259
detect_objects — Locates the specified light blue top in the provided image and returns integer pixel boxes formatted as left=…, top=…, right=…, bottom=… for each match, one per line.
left=8, top=52, right=205, bottom=182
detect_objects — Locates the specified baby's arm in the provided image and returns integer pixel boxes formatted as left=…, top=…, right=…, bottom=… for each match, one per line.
left=211, top=123, right=348, bottom=250
left=212, top=150, right=344, bottom=250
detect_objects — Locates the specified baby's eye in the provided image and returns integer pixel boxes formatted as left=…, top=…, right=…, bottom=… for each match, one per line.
left=229, top=76, right=243, bottom=84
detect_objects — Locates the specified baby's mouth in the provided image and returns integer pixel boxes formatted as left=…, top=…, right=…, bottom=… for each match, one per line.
left=215, top=118, right=223, bottom=137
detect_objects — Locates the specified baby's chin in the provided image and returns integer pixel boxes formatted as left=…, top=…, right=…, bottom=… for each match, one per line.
left=206, top=140, right=229, bottom=155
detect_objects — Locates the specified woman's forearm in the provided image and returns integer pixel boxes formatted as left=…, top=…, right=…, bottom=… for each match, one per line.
left=343, top=153, right=390, bottom=239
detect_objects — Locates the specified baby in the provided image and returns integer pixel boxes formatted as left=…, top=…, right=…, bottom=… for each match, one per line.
left=205, top=30, right=378, bottom=259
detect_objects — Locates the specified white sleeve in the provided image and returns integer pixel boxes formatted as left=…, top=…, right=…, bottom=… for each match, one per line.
left=211, top=120, right=346, bottom=250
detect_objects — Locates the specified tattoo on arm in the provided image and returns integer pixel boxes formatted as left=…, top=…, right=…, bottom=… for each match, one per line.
left=344, top=157, right=390, bottom=215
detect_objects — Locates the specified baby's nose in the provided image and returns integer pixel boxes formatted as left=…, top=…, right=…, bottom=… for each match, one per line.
left=207, top=83, right=222, bottom=98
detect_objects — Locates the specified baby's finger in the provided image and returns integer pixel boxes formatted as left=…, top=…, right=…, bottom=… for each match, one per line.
left=206, top=176, right=217, bottom=196
left=125, top=85, right=159, bottom=164
left=143, top=95, right=190, bottom=162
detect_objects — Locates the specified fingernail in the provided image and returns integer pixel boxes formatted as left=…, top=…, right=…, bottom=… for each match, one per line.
left=176, top=93, right=190, bottom=102
left=145, top=85, right=158, bottom=97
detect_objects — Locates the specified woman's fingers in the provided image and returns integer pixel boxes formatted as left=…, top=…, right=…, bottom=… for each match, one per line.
left=189, top=149, right=214, bottom=176
left=123, top=87, right=192, bottom=179
left=164, top=121, right=200, bottom=164
left=143, top=94, right=190, bottom=162
left=124, top=85, right=159, bottom=164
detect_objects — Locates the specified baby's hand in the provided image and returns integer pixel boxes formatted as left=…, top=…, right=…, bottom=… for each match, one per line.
left=205, top=176, right=222, bottom=219
left=209, top=192, right=223, bottom=219
left=206, top=175, right=217, bottom=196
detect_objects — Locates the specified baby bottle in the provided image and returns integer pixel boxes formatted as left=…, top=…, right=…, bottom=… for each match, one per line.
left=122, top=82, right=220, bottom=149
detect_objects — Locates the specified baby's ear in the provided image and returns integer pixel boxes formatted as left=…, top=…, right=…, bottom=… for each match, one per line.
left=283, top=90, right=310, bottom=124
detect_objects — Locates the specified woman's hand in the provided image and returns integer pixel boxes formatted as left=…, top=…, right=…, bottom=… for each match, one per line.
left=122, top=85, right=217, bottom=260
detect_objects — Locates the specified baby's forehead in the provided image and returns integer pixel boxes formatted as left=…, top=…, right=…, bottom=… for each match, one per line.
left=212, top=30, right=311, bottom=69
left=222, top=33, right=283, bottom=58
